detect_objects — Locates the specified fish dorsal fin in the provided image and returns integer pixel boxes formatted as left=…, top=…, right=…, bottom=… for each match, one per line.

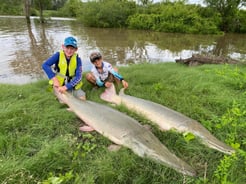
left=100, top=84, right=119, bottom=103
left=100, top=85, right=121, bottom=105
left=119, top=88, right=125, bottom=96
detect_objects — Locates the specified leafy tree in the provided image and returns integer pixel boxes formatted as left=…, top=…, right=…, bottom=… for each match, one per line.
left=78, top=0, right=136, bottom=28
left=0, top=0, right=23, bottom=15
left=52, top=0, right=67, bottom=10
left=23, top=0, right=31, bottom=23
left=138, top=0, right=153, bottom=6
left=204, top=0, right=246, bottom=32
left=127, top=2, right=221, bottom=34
left=32, top=0, right=52, bottom=23
left=59, top=0, right=82, bottom=17
left=237, top=9, right=246, bottom=32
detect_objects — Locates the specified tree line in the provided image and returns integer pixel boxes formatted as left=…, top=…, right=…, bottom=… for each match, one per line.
left=0, top=0, right=245, bottom=34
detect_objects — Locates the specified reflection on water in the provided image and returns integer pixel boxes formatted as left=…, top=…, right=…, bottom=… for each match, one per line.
left=0, top=16, right=245, bottom=84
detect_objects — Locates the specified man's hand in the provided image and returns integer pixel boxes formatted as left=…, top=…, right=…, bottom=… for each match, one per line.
left=122, top=80, right=128, bottom=89
left=58, top=86, right=67, bottom=93
left=52, top=77, right=60, bottom=87
left=104, top=81, right=113, bottom=88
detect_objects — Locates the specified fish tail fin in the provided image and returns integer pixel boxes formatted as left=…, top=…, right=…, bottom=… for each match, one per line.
left=100, top=84, right=119, bottom=103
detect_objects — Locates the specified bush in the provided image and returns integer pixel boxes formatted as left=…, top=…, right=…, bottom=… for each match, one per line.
left=0, top=3, right=23, bottom=15
left=58, top=0, right=83, bottom=17
left=234, top=10, right=246, bottom=33
left=128, top=2, right=221, bottom=34
left=77, top=0, right=136, bottom=28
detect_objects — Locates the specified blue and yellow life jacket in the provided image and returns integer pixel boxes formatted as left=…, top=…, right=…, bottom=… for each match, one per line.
left=49, top=50, right=83, bottom=90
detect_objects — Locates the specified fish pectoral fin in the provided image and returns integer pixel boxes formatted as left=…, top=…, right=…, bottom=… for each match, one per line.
left=100, top=84, right=117, bottom=103
left=79, top=125, right=95, bottom=132
left=66, top=108, right=73, bottom=112
left=100, top=90, right=114, bottom=103
left=108, top=144, right=122, bottom=152
left=143, top=124, right=152, bottom=131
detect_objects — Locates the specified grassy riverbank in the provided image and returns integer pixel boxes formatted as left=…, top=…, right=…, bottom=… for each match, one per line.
left=0, top=62, right=246, bottom=184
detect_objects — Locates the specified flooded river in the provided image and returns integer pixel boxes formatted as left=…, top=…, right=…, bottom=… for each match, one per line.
left=0, top=16, right=245, bottom=84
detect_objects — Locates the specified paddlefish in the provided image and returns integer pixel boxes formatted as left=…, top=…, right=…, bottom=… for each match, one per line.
left=53, top=87, right=196, bottom=176
left=100, top=85, right=235, bottom=155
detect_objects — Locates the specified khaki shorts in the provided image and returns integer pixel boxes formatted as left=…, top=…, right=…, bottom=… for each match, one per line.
left=68, top=88, right=86, bottom=99
left=104, top=73, right=115, bottom=83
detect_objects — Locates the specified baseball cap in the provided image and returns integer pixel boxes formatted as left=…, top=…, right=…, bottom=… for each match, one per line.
left=64, top=36, right=77, bottom=48
left=90, top=51, right=102, bottom=63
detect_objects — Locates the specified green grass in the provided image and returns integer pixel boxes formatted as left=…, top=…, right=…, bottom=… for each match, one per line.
left=0, top=63, right=246, bottom=184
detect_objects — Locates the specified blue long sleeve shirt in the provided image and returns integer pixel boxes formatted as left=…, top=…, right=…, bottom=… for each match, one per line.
left=42, top=52, right=83, bottom=90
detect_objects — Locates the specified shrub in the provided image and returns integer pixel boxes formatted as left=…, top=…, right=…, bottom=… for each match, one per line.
left=77, top=0, right=136, bottom=28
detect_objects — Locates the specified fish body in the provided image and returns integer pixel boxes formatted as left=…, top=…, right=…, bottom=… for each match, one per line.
left=100, top=85, right=235, bottom=155
left=54, top=87, right=196, bottom=176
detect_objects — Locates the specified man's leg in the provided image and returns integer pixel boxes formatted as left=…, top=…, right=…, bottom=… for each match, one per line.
left=86, top=72, right=97, bottom=86
left=86, top=72, right=99, bottom=90
left=72, top=89, right=86, bottom=100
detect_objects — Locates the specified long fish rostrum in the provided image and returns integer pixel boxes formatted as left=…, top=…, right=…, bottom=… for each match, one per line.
left=54, top=87, right=196, bottom=176
left=100, top=85, right=235, bottom=155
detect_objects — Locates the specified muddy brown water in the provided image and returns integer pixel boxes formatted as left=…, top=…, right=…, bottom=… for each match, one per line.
left=0, top=16, right=245, bottom=84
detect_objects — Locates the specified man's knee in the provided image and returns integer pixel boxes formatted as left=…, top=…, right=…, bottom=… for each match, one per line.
left=86, top=73, right=91, bottom=80
left=86, top=73, right=94, bottom=80
left=86, top=73, right=96, bottom=84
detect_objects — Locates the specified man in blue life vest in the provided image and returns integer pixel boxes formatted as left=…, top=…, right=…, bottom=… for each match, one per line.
left=42, top=36, right=94, bottom=132
left=42, top=36, right=85, bottom=100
